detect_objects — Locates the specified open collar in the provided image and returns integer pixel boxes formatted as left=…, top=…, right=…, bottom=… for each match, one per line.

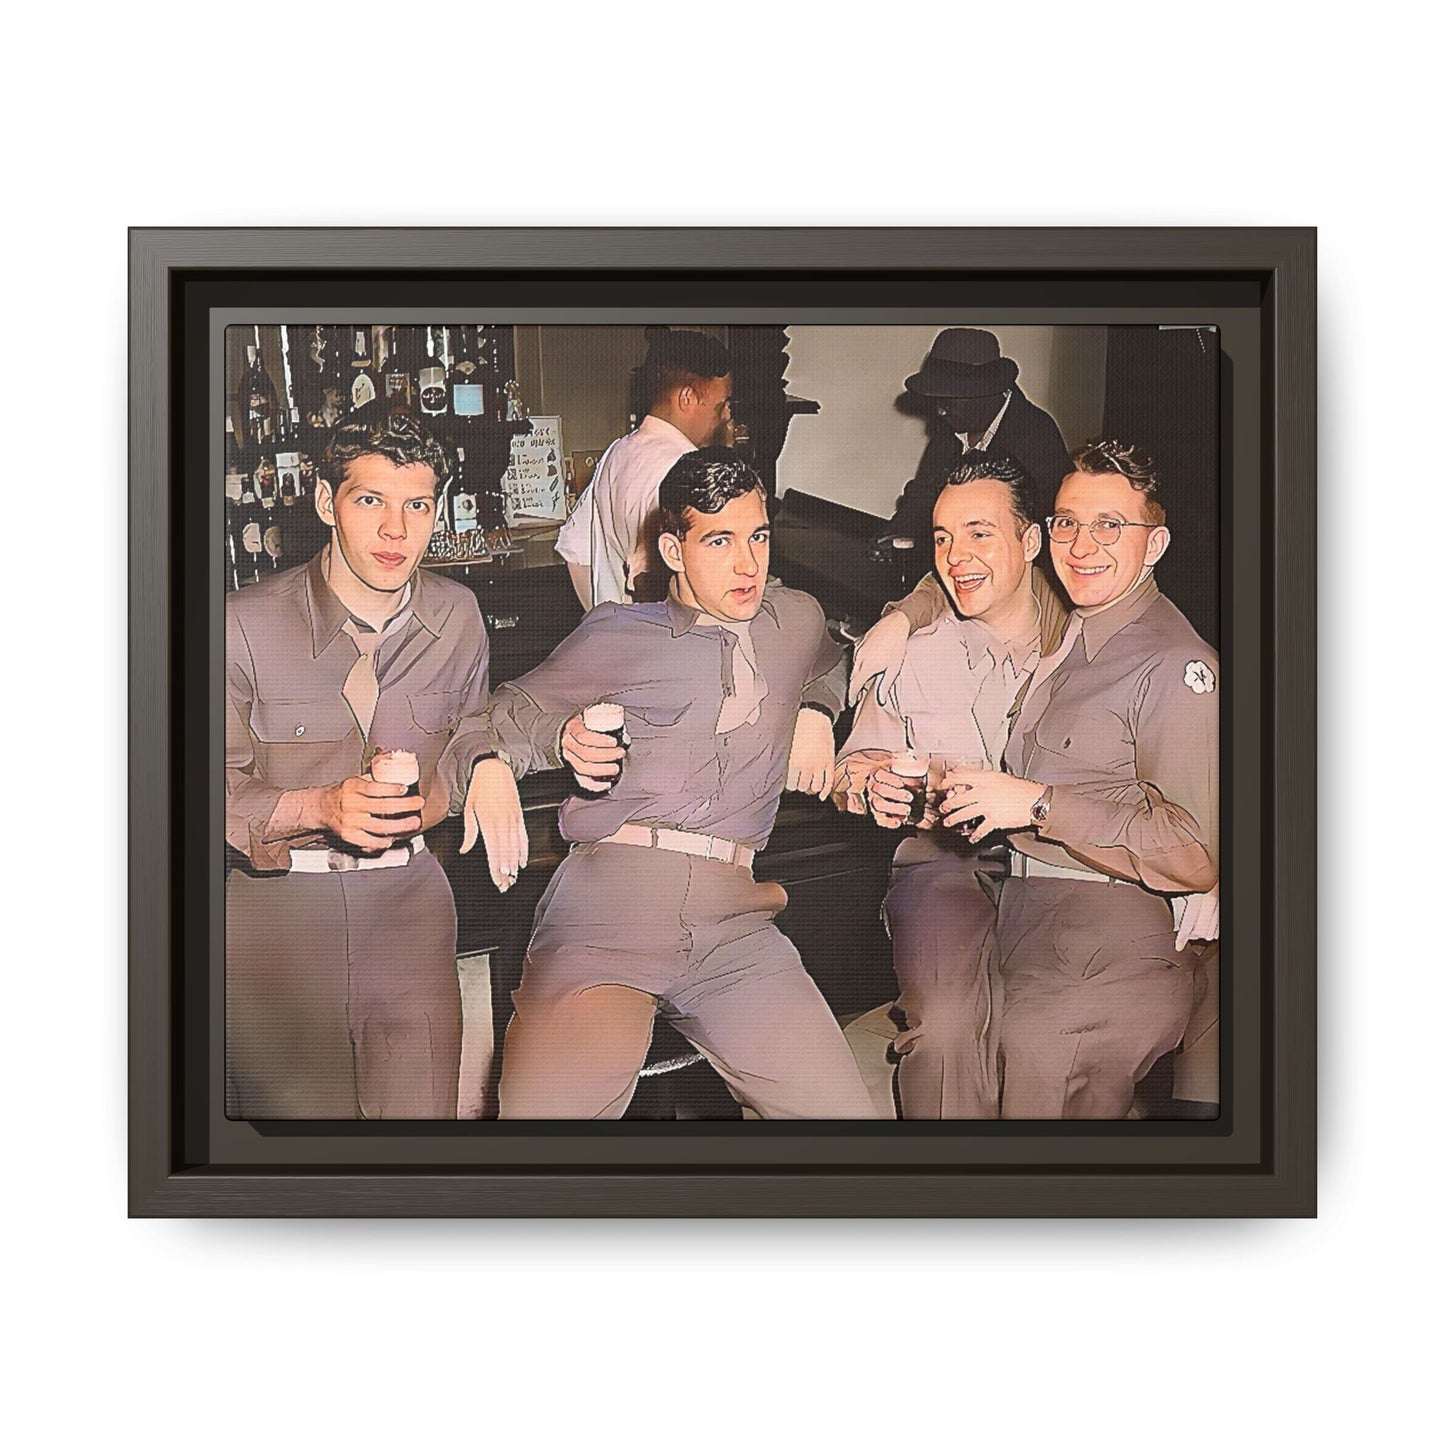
left=305, top=547, right=442, bottom=658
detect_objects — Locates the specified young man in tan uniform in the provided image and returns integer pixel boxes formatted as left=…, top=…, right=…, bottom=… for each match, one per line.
left=833, top=454, right=1066, bottom=1118
left=225, top=414, right=500, bottom=1119
left=463, top=449, right=877, bottom=1120
left=937, top=440, right=1219, bottom=1117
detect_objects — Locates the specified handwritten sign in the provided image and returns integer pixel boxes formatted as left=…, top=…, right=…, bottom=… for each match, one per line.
left=502, top=415, right=567, bottom=523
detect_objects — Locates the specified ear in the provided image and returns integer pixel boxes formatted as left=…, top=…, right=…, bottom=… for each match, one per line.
left=315, top=478, right=336, bottom=529
left=1022, top=522, right=1042, bottom=563
left=1145, top=525, right=1171, bottom=567
left=675, top=382, right=698, bottom=412
left=658, top=530, right=686, bottom=575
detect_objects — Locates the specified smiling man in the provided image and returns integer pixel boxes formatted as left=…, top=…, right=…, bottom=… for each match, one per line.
left=937, top=439, right=1219, bottom=1118
left=834, top=454, right=1067, bottom=1117
left=463, top=448, right=877, bottom=1119
left=224, top=412, right=496, bottom=1120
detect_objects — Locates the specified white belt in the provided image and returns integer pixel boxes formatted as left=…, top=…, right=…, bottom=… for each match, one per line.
left=598, top=824, right=755, bottom=870
left=289, top=836, right=427, bottom=875
left=1010, top=850, right=1115, bottom=885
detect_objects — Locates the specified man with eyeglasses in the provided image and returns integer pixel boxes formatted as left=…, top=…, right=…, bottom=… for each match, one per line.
left=850, top=439, right=1219, bottom=1118
left=937, top=439, right=1219, bottom=1117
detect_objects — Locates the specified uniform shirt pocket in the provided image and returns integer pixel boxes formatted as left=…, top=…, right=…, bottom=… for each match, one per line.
left=251, top=697, right=356, bottom=744
left=409, top=690, right=464, bottom=735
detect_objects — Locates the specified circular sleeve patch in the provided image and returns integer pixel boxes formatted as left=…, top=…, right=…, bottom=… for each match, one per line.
left=1184, top=659, right=1217, bottom=694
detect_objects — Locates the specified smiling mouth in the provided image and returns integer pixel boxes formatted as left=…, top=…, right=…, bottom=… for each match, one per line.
left=951, top=573, right=987, bottom=592
left=1068, top=564, right=1109, bottom=576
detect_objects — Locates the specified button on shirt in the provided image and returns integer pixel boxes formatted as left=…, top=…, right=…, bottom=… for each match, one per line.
left=479, top=584, right=847, bottom=849
left=225, top=550, right=492, bottom=872
left=554, top=415, right=696, bottom=606
left=1005, top=575, right=1219, bottom=894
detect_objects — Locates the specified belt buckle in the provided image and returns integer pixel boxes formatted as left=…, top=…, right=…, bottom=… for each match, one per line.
left=706, top=836, right=734, bottom=865
left=327, top=850, right=360, bottom=873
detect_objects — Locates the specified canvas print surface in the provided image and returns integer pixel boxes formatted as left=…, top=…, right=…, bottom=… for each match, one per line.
left=221, top=322, right=1220, bottom=1123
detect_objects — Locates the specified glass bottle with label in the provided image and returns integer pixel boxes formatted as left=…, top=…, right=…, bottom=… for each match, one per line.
left=237, top=329, right=278, bottom=453
left=382, top=325, right=418, bottom=409
left=449, top=325, right=487, bottom=419
left=349, top=325, right=379, bottom=412
left=419, top=326, right=447, bottom=417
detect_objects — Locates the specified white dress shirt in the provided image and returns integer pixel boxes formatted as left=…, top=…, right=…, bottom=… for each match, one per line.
left=554, top=414, right=696, bottom=607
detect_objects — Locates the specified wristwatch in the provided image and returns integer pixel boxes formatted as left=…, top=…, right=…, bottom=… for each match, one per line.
left=1029, top=786, right=1053, bottom=827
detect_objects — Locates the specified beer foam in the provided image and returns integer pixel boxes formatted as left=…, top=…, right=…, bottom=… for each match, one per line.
left=890, top=749, right=928, bottom=778
left=372, top=749, right=419, bottom=786
left=583, top=703, right=625, bottom=732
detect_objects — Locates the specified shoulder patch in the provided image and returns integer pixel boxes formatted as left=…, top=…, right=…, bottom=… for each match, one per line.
left=1183, top=659, right=1217, bottom=695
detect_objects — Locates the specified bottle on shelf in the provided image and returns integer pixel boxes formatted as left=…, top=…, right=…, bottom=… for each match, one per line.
left=449, top=325, right=487, bottom=419
left=237, top=328, right=278, bottom=453
left=382, top=325, right=418, bottom=409
left=419, top=325, right=448, bottom=417
left=349, top=325, right=379, bottom=412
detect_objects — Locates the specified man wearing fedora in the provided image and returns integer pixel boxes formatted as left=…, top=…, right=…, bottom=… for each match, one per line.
left=876, top=329, right=1071, bottom=588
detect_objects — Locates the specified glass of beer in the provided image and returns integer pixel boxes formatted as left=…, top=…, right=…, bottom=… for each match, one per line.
left=371, top=748, right=422, bottom=829
left=889, top=748, right=930, bottom=825
left=577, top=702, right=629, bottom=796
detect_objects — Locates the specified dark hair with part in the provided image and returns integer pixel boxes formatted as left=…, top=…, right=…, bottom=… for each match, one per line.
left=1070, top=438, right=1166, bottom=526
left=658, top=447, right=766, bottom=538
left=938, top=450, right=1035, bottom=536
left=323, top=411, right=450, bottom=494
left=634, top=330, right=733, bottom=413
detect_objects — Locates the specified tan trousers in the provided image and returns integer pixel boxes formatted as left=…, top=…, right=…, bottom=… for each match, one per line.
left=225, top=852, right=462, bottom=1120
left=883, top=835, right=1005, bottom=1118
left=996, top=876, right=1196, bottom=1119
left=499, top=842, right=879, bottom=1120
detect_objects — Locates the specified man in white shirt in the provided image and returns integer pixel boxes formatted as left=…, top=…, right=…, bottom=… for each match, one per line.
left=555, top=330, right=733, bottom=608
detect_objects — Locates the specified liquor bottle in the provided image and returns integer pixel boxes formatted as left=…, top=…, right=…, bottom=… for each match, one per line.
left=275, top=327, right=305, bottom=508
left=419, top=325, right=447, bottom=417
left=451, top=444, right=478, bottom=535
left=224, top=495, right=241, bottom=592
left=349, top=325, right=379, bottom=411
left=236, top=473, right=265, bottom=585
left=223, top=417, right=246, bottom=503
left=237, top=329, right=278, bottom=452
left=382, top=325, right=417, bottom=409
left=449, top=325, right=487, bottom=419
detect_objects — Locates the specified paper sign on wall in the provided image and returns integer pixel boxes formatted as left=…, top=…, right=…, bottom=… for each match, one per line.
left=503, top=416, right=567, bottom=522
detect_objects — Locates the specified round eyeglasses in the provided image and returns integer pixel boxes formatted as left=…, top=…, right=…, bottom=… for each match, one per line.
left=1046, top=516, right=1156, bottom=547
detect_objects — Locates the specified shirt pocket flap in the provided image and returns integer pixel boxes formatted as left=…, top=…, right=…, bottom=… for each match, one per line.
left=409, top=690, right=463, bottom=734
left=624, top=702, right=690, bottom=737
left=251, top=698, right=356, bottom=744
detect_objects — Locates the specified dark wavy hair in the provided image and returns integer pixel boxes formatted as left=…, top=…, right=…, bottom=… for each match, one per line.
left=323, top=411, right=450, bottom=494
left=939, top=450, right=1035, bottom=536
left=633, top=330, right=733, bottom=414
left=658, top=447, right=766, bottom=538
left=1070, top=438, right=1166, bottom=526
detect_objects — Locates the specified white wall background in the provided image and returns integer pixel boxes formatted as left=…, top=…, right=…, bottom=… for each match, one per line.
left=6, top=3, right=1431, bottom=1442
left=779, top=325, right=1106, bottom=515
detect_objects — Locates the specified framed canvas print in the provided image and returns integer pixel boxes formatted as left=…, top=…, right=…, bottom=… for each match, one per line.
left=129, top=226, right=1315, bottom=1217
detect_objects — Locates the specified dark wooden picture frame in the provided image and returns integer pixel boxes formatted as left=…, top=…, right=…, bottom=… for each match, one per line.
left=129, top=227, right=1315, bottom=1217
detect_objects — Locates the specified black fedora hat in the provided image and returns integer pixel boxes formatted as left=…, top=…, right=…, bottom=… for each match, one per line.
left=904, top=328, right=1019, bottom=398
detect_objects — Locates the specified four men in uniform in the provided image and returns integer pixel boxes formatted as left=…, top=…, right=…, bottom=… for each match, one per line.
left=223, top=329, right=1221, bottom=1122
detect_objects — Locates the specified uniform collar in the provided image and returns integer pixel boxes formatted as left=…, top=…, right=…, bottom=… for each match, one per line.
left=665, top=585, right=780, bottom=637
left=1075, top=572, right=1161, bottom=661
left=305, top=546, right=445, bottom=658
